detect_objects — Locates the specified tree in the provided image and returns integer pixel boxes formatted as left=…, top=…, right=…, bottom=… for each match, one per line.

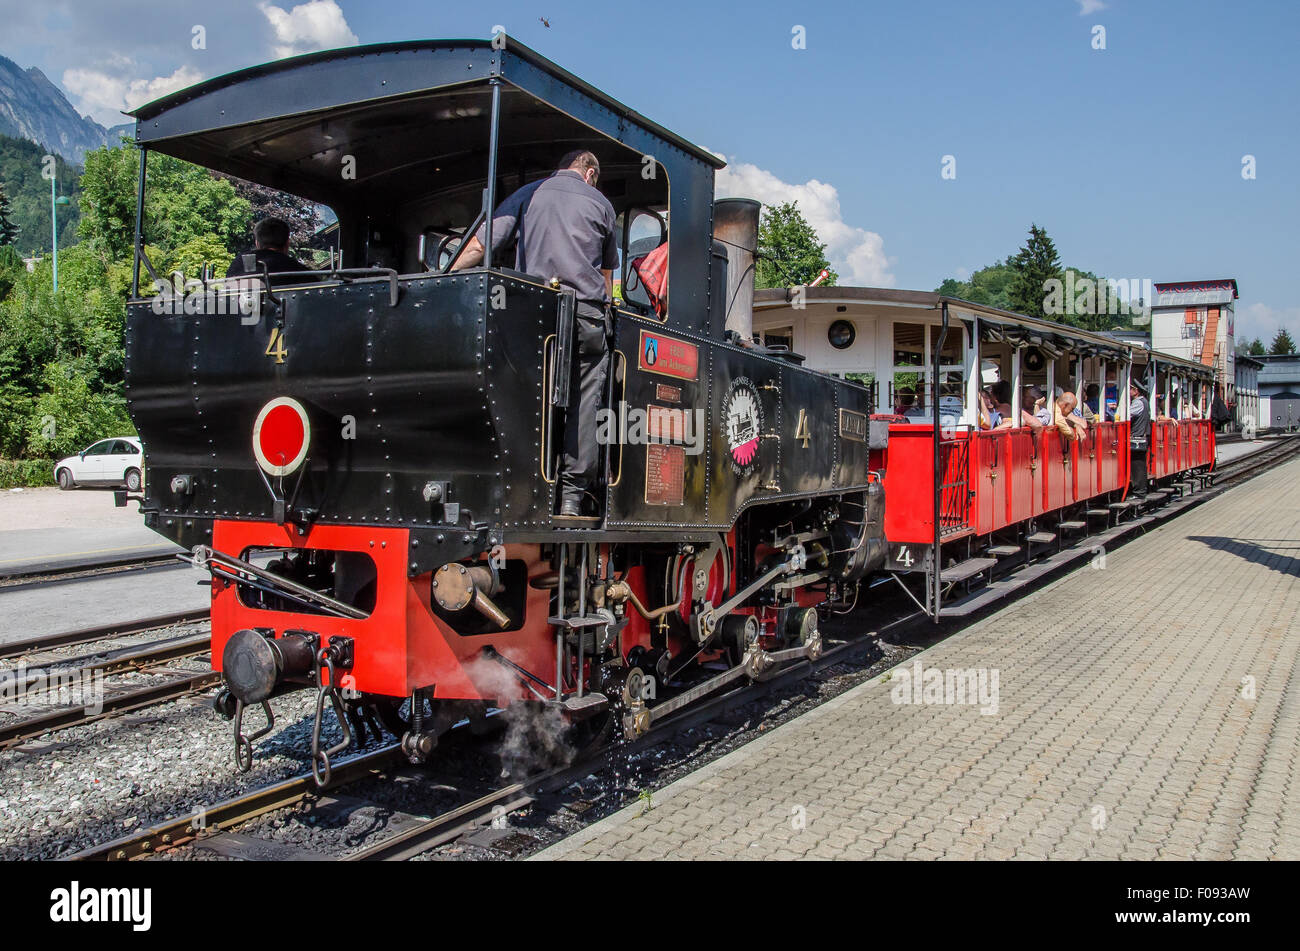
left=754, top=201, right=837, bottom=289
left=0, top=135, right=81, bottom=257
left=1006, top=223, right=1063, bottom=320
left=1270, top=328, right=1297, bottom=355
left=0, top=179, right=18, bottom=247
left=78, top=144, right=251, bottom=267
left=937, top=260, right=1017, bottom=310
left=1249, top=338, right=1266, bottom=356
left=217, top=174, right=321, bottom=251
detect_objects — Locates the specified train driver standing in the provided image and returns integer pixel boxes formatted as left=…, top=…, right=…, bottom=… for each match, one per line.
left=1129, top=379, right=1150, bottom=494
left=451, top=150, right=619, bottom=518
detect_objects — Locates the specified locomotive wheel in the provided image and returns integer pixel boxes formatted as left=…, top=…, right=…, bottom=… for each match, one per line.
left=666, top=540, right=731, bottom=636
left=562, top=705, right=616, bottom=761
left=372, top=696, right=411, bottom=739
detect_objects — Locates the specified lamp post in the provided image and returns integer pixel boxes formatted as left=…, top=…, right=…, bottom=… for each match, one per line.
left=51, top=175, right=70, bottom=292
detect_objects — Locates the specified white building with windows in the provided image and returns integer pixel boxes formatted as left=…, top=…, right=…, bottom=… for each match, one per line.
left=1149, top=279, right=1237, bottom=403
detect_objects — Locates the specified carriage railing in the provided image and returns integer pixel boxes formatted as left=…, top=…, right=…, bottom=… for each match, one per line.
left=938, top=427, right=973, bottom=538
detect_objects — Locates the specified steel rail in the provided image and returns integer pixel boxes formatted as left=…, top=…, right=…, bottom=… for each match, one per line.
left=0, top=671, right=220, bottom=751
left=66, top=745, right=405, bottom=861
left=0, top=610, right=209, bottom=661
left=0, top=552, right=182, bottom=586
left=3, top=633, right=210, bottom=702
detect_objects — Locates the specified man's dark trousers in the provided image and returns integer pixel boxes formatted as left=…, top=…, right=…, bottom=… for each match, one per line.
left=560, top=305, right=610, bottom=510
left=1130, top=448, right=1148, bottom=495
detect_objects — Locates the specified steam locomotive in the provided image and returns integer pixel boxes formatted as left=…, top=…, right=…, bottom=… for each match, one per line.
left=123, top=39, right=886, bottom=781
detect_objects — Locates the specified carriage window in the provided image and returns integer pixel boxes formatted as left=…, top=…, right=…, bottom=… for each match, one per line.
left=893, top=323, right=925, bottom=367
left=888, top=321, right=966, bottom=423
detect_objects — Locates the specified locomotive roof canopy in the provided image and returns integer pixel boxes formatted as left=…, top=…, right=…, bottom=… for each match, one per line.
left=127, top=39, right=724, bottom=209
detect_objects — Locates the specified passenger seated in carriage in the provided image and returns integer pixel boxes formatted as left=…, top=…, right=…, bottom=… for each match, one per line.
left=978, top=388, right=1014, bottom=430
left=1054, top=392, right=1088, bottom=442
left=991, top=380, right=1041, bottom=430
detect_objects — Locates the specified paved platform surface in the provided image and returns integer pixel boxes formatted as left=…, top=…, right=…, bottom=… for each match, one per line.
left=0, top=487, right=178, bottom=576
left=536, top=456, right=1300, bottom=860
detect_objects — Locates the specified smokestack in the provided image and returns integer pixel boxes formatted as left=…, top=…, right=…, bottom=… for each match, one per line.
left=713, top=198, right=761, bottom=343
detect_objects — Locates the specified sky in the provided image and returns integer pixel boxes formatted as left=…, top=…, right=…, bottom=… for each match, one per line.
left=2, top=0, right=1296, bottom=343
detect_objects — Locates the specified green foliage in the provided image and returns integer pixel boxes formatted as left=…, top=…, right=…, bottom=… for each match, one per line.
left=1237, top=337, right=1267, bottom=357
left=1006, top=224, right=1062, bottom=320
left=78, top=144, right=250, bottom=267
left=0, top=134, right=81, bottom=256
left=937, top=225, right=1138, bottom=331
left=937, top=260, right=1017, bottom=310
left=1271, top=328, right=1297, bottom=355
left=0, top=245, right=132, bottom=456
left=755, top=201, right=837, bottom=289
left=28, top=362, right=133, bottom=457
left=77, top=144, right=139, bottom=264
left=0, top=457, right=55, bottom=489
left=146, top=154, right=250, bottom=253
left=0, top=179, right=17, bottom=246
left=165, top=234, right=232, bottom=279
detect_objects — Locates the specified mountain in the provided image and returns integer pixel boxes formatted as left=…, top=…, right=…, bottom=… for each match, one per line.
left=0, top=55, right=114, bottom=164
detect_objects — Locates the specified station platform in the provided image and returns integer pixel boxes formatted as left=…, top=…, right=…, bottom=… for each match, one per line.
left=536, top=456, right=1300, bottom=861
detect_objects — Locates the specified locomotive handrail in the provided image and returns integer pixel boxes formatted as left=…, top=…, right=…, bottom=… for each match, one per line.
left=140, top=267, right=403, bottom=307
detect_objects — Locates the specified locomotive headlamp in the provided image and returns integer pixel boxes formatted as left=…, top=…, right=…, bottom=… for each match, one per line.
left=828, top=319, right=856, bottom=350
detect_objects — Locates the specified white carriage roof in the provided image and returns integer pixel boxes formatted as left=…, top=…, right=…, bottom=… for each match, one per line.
left=752, top=285, right=1215, bottom=379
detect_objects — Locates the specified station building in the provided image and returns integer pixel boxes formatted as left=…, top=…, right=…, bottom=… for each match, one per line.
left=1149, top=279, right=1237, bottom=403
left=1234, top=354, right=1263, bottom=431
left=1257, top=353, right=1300, bottom=431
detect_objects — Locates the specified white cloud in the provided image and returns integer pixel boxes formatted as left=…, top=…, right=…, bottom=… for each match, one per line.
left=259, top=1, right=358, bottom=59
left=714, top=154, right=894, bottom=287
left=1239, top=302, right=1300, bottom=347
left=1076, top=0, right=1108, bottom=15
left=62, top=63, right=204, bottom=126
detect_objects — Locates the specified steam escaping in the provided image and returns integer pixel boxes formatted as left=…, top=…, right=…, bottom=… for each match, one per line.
left=461, top=647, right=586, bottom=778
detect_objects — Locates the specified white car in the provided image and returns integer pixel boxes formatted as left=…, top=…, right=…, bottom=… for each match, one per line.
left=54, top=437, right=143, bottom=491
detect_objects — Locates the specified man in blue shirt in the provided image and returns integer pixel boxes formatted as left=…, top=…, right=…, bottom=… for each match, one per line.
left=453, top=151, right=619, bottom=517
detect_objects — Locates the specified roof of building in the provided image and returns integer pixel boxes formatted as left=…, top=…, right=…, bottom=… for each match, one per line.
left=1152, top=279, right=1239, bottom=308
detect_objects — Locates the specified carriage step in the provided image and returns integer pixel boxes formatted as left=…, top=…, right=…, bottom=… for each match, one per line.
left=986, top=545, right=1021, bottom=557
left=1058, top=521, right=1087, bottom=531
left=1108, top=501, right=1134, bottom=510
left=940, top=557, right=998, bottom=583
left=1143, top=491, right=1169, bottom=502
left=1086, top=508, right=1110, bottom=517
left=1026, top=532, right=1056, bottom=545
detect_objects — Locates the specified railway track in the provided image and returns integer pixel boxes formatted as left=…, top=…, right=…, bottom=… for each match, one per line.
left=58, top=435, right=1300, bottom=861
left=0, top=630, right=216, bottom=751
left=0, top=553, right=183, bottom=590
left=0, top=610, right=208, bottom=661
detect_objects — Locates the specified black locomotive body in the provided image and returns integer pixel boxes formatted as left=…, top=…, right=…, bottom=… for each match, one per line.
left=122, top=39, right=885, bottom=777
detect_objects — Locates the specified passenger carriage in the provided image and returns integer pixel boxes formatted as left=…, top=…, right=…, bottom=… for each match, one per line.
left=753, top=287, right=1216, bottom=616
